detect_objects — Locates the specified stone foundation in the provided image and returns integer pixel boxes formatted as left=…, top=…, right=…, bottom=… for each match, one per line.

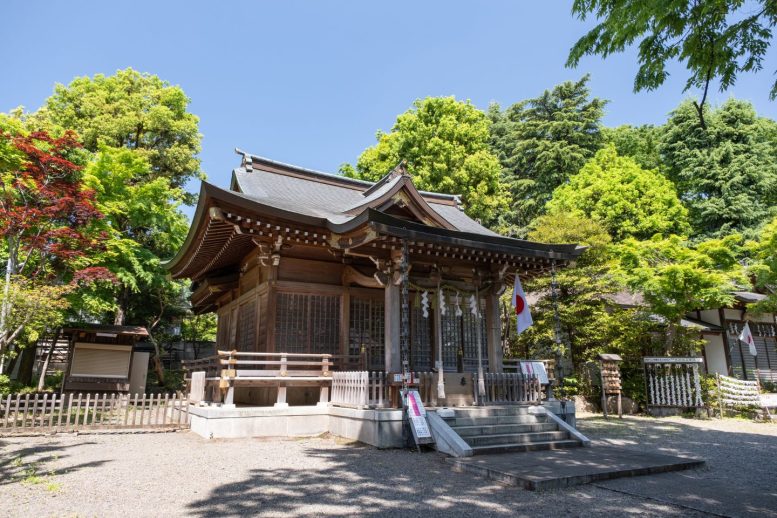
left=189, top=404, right=405, bottom=448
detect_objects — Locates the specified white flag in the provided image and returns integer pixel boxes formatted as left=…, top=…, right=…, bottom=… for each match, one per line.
left=513, top=275, right=533, bottom=334
left=739, top=322, right=757, bottom=357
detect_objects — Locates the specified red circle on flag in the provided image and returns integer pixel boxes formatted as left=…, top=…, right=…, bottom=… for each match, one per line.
left=515, top=295, right=525, bottom=315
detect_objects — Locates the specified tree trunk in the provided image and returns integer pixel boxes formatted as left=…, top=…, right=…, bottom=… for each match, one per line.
left=16, top=344, right=36, bottom=386
left=114, top=286, right=129, bottom=326
left=147, top=331, right=166, bottom=385
left=36, top=328, right=62, bottom=391
left=665, top=322, right=677, bottom=355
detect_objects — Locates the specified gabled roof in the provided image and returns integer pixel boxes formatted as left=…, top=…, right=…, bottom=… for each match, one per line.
left=167, top=152, right=585, bottom=280
left=230, top=152, right=496, bottom=235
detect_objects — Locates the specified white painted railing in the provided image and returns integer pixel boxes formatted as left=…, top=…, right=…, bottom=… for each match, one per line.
left=330, top=371, right=386, bottom=408
left=473, top=373, right=541, bottom=405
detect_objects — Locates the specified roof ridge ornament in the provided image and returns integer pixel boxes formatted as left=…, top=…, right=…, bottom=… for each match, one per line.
left=389, top=159, right=410, bottom=179
left=235, top=148, right=253, bottom=172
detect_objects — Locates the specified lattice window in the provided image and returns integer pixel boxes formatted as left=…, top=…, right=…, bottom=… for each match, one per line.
left=349, top=296, right=385, bottom=371
left=216, top=309, right=231, bottom=349
left=441, top=298, right=488, bottom=373
left=275, top=292, right=339, bottom=354
left=236, top=299, right=257, bottom=351
left=310, top=295, right=340, bottom=355
left=411, top=304, right=432, bottom=371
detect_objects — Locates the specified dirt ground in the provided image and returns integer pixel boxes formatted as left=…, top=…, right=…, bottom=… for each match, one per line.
left=0, top=414, right=775, bottom=517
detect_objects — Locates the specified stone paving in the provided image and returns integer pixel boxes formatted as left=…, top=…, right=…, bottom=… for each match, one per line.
left=447, top=445, right=704, bottom=490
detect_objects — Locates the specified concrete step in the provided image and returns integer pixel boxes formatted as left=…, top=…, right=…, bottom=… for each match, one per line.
left=452, top=422, right=558, bottom=437
left=470, top=439, right=582, bottom=455
left=452, top=406, right=534, bottom=418
left=466, top=431, right=570, bottom=447
left=443, top=414, right=547, bottom=427
left=447, top=446, right=706, bottom=490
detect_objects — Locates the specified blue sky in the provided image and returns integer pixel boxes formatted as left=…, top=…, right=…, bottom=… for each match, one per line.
left=2, top=0, right=775, bottom=216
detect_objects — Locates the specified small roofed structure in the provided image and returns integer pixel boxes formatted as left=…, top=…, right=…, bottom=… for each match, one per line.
left=167, top=152, right=584, bottom=407
left=62, top=324, right=150, bottom=393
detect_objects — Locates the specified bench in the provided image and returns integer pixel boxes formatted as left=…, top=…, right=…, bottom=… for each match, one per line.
left=184, top=351, right=333, bottom=407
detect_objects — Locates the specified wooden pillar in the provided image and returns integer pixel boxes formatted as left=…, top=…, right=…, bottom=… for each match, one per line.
left=486, top=288, right=504, bottom=373
left=384, top=282, right=401, bottom=373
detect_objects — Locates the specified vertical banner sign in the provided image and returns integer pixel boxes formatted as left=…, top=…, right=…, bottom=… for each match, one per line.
left=405, top=390, right=434, bottom=445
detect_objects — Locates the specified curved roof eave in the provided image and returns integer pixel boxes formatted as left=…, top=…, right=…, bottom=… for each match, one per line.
left=166, top=181, right=584, bottom=278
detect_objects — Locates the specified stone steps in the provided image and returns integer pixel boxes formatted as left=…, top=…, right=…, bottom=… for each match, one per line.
left=444, top=405, right=583, bottom=455
left=451, top=406, right=533, bottom=417
left=444, top=414, right=547, bottom=427
left=452, top=422, right=558, bottom=437
left=467, top=430, right=570, bottom=447
left=470, top=439, right=582, bottom=455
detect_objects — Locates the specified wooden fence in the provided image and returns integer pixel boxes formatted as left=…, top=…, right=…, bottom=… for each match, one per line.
left=0, top=392, right=190, bottom=434
left=474, top=373, right=541, bottom=405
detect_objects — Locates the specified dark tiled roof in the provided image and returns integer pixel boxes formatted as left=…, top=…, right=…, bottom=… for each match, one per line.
left=232, top=153, right=499, bottom=236
left=62, top=323, right=149, bottom=337
left=732, top=291, right=768, bottom=304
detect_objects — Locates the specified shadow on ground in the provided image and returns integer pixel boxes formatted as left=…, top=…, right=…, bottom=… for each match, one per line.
left=0, top=437, right=107, bottom=486
left=185, top=442, right=705, bottom=517
left=578, top=415, right=777, bottom=517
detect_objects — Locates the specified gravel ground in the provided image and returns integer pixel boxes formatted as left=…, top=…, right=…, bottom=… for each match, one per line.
left=576, top=413, right=777, bottom=517
left=0, top=414, right=774, bottom=518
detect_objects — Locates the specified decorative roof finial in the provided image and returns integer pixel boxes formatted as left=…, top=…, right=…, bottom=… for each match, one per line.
left=235, top=148, right=253, bottom=172
left=389, top=159, right=409, bottom=179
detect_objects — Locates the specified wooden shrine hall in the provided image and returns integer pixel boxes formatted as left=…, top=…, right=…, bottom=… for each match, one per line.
left=168, top=151, right=583, bottom=408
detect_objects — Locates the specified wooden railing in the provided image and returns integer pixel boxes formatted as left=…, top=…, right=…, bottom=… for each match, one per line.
left=330, top=371, right=386, bottom=408
left=0, top=392, right=190, bottom=433
left=474, top=373, right=541, bottom=405
left=330, top=371, right=441, bottom=409
left=182, top=351, right=334, bottom=406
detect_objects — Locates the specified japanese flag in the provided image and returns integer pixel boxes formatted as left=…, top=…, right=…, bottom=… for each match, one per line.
left=739, top=322, right=757, bottom=357
left=513, top=275, right=533, bottom=334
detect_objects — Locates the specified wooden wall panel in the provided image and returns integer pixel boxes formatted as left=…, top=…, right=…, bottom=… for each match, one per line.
left=278, top=258, right=343, bottom=285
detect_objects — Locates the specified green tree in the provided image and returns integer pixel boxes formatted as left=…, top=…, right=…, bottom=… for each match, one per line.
left=602, top=124, right=663, bottom=172
left=567, top=0, right=777, bottom=128
left=515, top=213, right=654, bottom=375
left=661, top=99, right=777, bottom=239
left=80, top=147, right=189, bottom=323
left=77, top=146, right=190, bottom=384
left=546, top=146, right=689, bottom=241
left=489, top=76, right=606, bottom=235
left=344, top=96, right=507, bottom=224
left=180, top=312, right=217, bottom=359
left=38, top=68, right=203, bottom=197
left=617, top=234, right=747, bottom=351
left=750, top=216, right=777, bottom=313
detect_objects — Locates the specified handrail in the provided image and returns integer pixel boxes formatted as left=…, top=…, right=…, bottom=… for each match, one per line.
left=215, top=350, right=333, bottom=358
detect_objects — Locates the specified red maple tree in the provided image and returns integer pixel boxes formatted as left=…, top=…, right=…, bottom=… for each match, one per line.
left=0, top=129, right=113, bottom=356
left=0, top=130, right=111, bottom=281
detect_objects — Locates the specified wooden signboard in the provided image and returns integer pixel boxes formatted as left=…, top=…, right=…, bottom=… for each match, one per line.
left=598, top=353, right=623, bottom=419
